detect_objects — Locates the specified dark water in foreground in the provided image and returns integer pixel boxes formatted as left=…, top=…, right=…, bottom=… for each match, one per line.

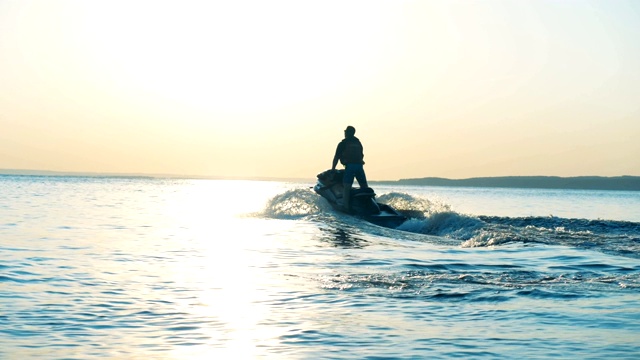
left=1, top=176, right=639, bottom=359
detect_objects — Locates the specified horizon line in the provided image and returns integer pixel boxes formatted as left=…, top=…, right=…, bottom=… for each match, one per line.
left=1, top=168, right=638, bottom=182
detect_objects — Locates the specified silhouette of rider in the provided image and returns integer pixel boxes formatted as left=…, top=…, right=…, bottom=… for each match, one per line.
left=331, top=126, right=368, bottom=210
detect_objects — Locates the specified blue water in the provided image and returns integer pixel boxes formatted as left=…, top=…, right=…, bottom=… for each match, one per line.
left=1, top=175, right=639, bottom=359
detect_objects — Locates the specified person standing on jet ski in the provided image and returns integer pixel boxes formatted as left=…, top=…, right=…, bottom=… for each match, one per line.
left=331, top=126, right=369, bottom=211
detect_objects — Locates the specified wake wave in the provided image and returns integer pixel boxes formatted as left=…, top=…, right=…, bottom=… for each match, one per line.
left=262, top=190, right=640, bottom=258
left=378, top=193, right=640, bottom=258
left=434, top=214, right=639, bottom=256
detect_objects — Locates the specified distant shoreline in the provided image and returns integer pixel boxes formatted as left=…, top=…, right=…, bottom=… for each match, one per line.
left=2, top=169, right=639, bottom=191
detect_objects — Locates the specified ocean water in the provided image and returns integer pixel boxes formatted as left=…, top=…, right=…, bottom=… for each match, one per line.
left=1, top=175, right=639, bottom=359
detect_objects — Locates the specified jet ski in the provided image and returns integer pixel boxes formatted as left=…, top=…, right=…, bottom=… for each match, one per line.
left=314, top=169, right=407, bottom=228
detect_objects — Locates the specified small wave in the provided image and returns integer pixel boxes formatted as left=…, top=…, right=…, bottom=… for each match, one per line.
left=462, top=216, right=640, bottom=258
left=397, top=212, right=485, bottom=239
left=478, top=216, right=640, bottom=236
left=461, top=228, right=535, bottom=248
left=319, top=267, right=640, bottom=301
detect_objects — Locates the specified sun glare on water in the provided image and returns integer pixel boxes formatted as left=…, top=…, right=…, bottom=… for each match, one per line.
left=150, top=180, right=298, bottom=356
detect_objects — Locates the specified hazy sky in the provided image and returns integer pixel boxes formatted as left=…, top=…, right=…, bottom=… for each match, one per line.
left=1, top=0, right=639, bottom=180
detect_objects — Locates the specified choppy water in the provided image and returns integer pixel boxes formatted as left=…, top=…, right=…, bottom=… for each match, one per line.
left=1, top=175, right=639, bottom=359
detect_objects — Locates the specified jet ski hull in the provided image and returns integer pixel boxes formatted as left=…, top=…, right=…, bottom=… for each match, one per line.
left=314, top=169, right=407, bottom=228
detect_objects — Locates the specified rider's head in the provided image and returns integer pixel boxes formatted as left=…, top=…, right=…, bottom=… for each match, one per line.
left=344, top=126, right=356, bottom=137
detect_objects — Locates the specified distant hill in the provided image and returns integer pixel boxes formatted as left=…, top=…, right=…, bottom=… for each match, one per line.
left=380, top=176, right=640, bottom=191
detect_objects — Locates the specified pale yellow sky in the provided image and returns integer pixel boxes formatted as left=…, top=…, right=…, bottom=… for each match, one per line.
left=1, top=0, right=639, bottom=180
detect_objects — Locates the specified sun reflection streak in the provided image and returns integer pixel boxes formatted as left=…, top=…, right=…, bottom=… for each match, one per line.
left=153, top=180, right=297, bottom=357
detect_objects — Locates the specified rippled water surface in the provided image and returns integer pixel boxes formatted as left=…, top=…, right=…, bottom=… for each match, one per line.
left=1, top=176, right=639, bottom=359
